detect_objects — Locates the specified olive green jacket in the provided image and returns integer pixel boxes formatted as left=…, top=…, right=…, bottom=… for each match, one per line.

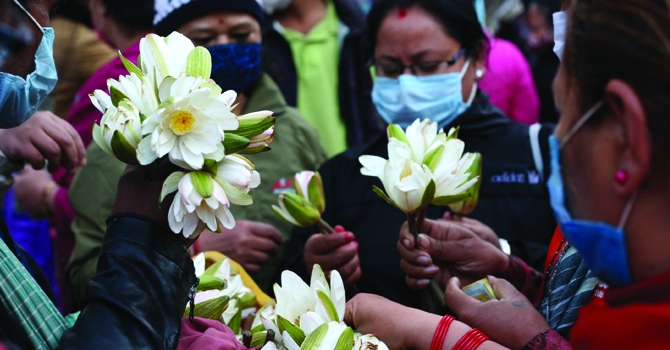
left=66, top=74, right=327, bottom=305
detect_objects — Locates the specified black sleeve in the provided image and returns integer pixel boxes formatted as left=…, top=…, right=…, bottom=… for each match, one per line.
left=539, top=123, right=556, bottom=182
left=57, top=215, right=197, bottom=350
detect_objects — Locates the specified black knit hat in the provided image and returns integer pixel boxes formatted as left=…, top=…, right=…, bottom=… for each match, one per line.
left=154, top=0, right=265, bottom=36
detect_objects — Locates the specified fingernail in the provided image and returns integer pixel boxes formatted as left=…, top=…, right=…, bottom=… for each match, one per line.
left=425, top=266, right=439, bottom=274
left=335, top=225, right=345, bottom=232
left=417, top=234, right=430, bottom=250
left=351, top=241, right=359, bottom=250
left=403, top=239, right=411, bottom=249
left=345, top=232, right=355, bottom=241
left=417, top=279, right=430, bottom=287
left=417, top=255, right=432, bottom=265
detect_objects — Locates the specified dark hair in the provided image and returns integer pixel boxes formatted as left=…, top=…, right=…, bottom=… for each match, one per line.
left=366, top=0, right=488, bottom=60
left=102, top=0, right=153, bottom=32
left=525, top=0, right=562, bottom=28
left=566, top=0, right=670, bottom=167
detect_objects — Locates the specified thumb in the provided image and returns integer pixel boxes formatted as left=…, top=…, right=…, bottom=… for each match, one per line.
left=444, top=277, right=481, bottom=318
left=487, top=276, right=522, bottom=300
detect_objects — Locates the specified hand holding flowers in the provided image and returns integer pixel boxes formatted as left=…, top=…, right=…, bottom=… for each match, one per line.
left=91, top=32, right=275, bottom=239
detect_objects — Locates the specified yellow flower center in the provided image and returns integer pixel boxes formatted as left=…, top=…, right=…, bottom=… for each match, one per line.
left=169, top=110, right=196, bottom=135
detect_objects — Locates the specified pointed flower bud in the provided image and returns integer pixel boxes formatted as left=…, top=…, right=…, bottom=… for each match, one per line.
left=294, top=171, right=326, bottom=214
left=231, top=111, right=276, bottom=139
left=448, top=152, right=482, bottom=217
left=272, top=192, right=321, bottom=227
left=240, top=126, right=274, bottom=154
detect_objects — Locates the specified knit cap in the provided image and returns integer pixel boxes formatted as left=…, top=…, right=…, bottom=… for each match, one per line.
left=154, top=0, right=265, bottom=36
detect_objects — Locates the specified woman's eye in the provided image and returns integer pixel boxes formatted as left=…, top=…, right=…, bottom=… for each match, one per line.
left=230, top=32, right=252, bottom=42
left=416, top=62, right=441, bottom=73
left=379, top=64, right=401, bottom=77
left=191, top=37, right=214, bottom=46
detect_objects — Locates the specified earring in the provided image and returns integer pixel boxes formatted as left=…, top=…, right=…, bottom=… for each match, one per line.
left=475, top=69, right=484, bottom=78
left=615, top=170, right=628, bottom=185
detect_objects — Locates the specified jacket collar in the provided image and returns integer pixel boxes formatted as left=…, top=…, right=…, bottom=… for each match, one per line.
left=242, top=73, right=288, bottom=115
left=446, top=91, right=511, bottom=144
left=263, top=0, right=366, bottom=35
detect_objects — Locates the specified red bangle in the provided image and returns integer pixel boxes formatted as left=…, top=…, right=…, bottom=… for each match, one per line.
left=430, top=315, right=455, bottom=350
left=452, top=329, right=489, bottom=350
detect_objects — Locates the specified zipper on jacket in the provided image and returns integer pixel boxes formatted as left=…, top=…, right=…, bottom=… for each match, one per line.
left=188, top=277, right=200, bottom=323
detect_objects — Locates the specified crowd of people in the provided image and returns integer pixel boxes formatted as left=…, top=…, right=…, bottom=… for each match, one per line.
left=0, top=0, right=669, bottom=348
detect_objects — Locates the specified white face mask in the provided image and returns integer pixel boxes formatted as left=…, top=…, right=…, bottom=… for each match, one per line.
left=553, top=10, right=568, bottom=61
left=262, top=0, right=293, bottom=15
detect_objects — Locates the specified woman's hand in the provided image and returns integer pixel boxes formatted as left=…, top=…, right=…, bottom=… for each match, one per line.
left=197, top=221, right=284, bottom=273
left=444, top=276, right=550, bottom=350
left=344, top=293, right=441, bottom=350
left=304, top=225, right=360, bottom=288
left=398, top=219, right=509, bottom=290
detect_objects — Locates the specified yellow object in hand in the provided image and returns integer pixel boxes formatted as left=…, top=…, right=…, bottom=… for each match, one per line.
left=462, top=278, right=497, bottom=302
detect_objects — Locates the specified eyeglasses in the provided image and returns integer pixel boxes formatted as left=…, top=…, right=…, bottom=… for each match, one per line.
left=372, top=49, right=466, bottom=79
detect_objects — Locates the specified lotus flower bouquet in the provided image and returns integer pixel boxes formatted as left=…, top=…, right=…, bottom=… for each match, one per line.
left=90, top=32, right=275, bottom=238
left=255, top=264, right=387, bottom=350
left=272, top=171, right=335, bottom=234
left=359, top=119, right=480, bottom=238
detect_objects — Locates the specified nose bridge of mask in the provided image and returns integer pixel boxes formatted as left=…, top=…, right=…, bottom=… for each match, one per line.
left=13, top=0, right=45, bottom=34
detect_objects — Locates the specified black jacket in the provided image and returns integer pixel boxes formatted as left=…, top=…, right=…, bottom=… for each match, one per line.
left=286, top=92, right=556, bottom=308
left=262, top=0, right=383, bottom=147
left=0, top=214, right=197, bottom=349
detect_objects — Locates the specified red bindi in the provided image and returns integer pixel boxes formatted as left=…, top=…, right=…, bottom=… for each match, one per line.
left=399, top=8, right=408, bottom=18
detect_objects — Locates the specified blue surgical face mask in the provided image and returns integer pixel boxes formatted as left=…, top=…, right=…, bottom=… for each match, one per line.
left=207, top=42, right=262, bottom=94
left=372, top=58, right=477, bottom=130
left=547, top=101, right=637, bottom=287
left=0, top=0, right=58, bottom=128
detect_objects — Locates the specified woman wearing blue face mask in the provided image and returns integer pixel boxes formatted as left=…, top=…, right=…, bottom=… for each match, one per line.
left=285, top=0, right=557, bottom=308
left=66, top=0, right=328, bottom=300
left=342, top=0, right=670, bottom=349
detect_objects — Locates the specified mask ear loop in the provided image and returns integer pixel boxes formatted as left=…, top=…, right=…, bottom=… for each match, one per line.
left=560, top=100, right=604, bottom=147
left=459, top=58, right=477, bottom=105
left=12, top=0, right=45, bottom=34
left=617, top=190, right=639, bottom=230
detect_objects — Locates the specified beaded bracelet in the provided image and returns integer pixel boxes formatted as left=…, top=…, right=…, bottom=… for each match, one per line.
left=430, top=315, right=455, bottom=350
left=452, top=328, right=489, bottom=350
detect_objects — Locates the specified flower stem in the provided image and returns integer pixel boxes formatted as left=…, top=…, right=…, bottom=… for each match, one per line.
left=407, top=213, right=418, bottom=240
left=429, top=279, right=446, bottom=308
left=454, top=214, right=464, bottom=222
left=317, top=218, right=335, bottom=234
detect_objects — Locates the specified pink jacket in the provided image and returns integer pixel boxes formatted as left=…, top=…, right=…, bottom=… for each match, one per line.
left=479, top=34, right=540, bottom=125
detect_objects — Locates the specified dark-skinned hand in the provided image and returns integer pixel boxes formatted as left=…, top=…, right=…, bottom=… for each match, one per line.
left=304, top=225, right=360, bottom=288
left=445, top=276, right=550, bottom=350
left=398, top=218, right=509, bottom=290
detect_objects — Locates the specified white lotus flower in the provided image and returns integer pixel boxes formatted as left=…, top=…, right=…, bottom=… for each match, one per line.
left=139, top=32, right=195, bottom=86
left=137, top=87, right=239, bottom=170
left=389, top=119, right=447, bottom=164
left=353, top=334, right=389, bottom=350
left=359, top=141, right=434, bottom=214
left=161, top=171, right=232, bottom=237
left=91, top=100, right=142, bottom=165
left=294, top=171, right=326, bottom=213
left=217, top=155, right=261, bottom=194
left=107, top=72, right=159, bottom=117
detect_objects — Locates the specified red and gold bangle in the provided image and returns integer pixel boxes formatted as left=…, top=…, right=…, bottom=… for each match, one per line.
left=452, top=328, right=489, bottom=350
left=430, top=315, right=455, bottom=350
